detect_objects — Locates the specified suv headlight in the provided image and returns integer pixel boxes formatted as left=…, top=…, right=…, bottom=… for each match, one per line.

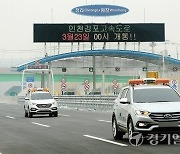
left=31, top=102, right=37, bottom=105
left=52, top=101, right=56, bottom=105
left=135, top=110, right=150, bottom=116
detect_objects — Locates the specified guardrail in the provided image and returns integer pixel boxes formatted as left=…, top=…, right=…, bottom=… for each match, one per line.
left=56, top=95, right=116, bottom=110
left=18, top=95, right=116, bottom=111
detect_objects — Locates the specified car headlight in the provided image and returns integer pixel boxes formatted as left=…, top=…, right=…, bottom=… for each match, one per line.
left=31, top=102, right=37, bottom=105
left=52, top=101, right=56, bottom=105
left=135, top=110, right=150, bottom=116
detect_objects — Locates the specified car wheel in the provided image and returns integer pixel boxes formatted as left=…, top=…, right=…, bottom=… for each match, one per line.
left=112, top=117, right=124, bottom=140
left=128, top=118, right=134, bottom=139
left=25, top=110, right=28, bottom=117
left=24, top=105, right=28, bottom=117
left=54, top=111, right=58, bottom=117
left=28, top=108, right=33, bottom=118
left=49, top=113, right=53, bottom=117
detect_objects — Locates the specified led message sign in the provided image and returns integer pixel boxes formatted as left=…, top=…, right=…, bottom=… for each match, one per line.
left=34, top=23, right=165, bottom=42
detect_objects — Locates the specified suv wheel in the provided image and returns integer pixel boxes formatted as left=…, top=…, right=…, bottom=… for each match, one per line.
left=54, top=111, right=58, bottom=117
left=128, top=118, right=134, bottom=139
left=24, top=106, right=28, bottom=117
left=28, top=108, right=33, bottom=118
left=112, top=117, right=124, bottom=140
left=25, top=110, right=28, bottom=117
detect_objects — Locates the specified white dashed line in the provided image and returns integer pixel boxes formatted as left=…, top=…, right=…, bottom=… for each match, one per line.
left=84, top=135, right=128, bottom=147
left=6, top=116, right=15, bottom=119
left=32, top=122, right=50, bottom=128
left=59, top=114, right=70, bottom=117
left=98, top=120, right=111, bottom=123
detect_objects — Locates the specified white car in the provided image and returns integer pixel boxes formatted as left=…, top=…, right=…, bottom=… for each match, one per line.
left=112, top=78, right=180, bottom=140
left=24, top=88, right=58, bottom=118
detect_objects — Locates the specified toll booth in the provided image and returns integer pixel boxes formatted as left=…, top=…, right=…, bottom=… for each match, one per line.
left=21, top=62, right=54, bottom=94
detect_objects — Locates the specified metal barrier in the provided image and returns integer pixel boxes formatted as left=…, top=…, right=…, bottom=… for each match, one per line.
left=17, top=96, right=26, bottom=104
left=17, top=95, right=116, bottom=111
left=56, top=95, right=116, bottom=111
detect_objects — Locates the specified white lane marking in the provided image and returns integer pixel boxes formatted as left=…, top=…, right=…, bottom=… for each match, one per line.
left=98, top=120, right=111, bottom=123
left=32, top=122, right=50, bottom=128
left=6, top=116, right=16, bottom=119
left=84, top=135, right=128, bottom=147
left=59, top=114, right=70, bottom=117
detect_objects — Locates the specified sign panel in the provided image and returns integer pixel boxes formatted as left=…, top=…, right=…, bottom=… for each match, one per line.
left=27, top=65, right=49, bottom=70
left=173, top=67, right=178, bottom=72
left=26, top=77, right=34, bottom=82
left=26, top=77, right=34, bottom=89
left=171, top=80, right=178, bottom=91
left=34, top=23, right=165, bottom=43
left=71, top=5, right=129, bottom=16
left=84, top=80, right=90, bottom=91
left=147, top=71, right=159, bottom=78
left=112, top=80, right=119, bottom=90
left=61, top=78, right=66, bottom=91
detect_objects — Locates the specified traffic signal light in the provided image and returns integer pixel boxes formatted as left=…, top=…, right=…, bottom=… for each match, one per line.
left=62, top=68, right=66, bottom=72
left=142, top=67, right=147, bottom=71
left=89, top=67, right=93, bottom=72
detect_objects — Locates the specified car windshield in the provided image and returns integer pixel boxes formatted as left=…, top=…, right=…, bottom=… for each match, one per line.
left=31, top=93, right=53, bottom=100
left=133, top=88, right=180, bottom=103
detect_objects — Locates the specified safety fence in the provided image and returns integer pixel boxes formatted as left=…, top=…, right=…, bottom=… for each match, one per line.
left=17, top=95, right=116, bottom=111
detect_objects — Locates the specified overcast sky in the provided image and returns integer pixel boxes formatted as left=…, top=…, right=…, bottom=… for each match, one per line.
left=0, top=0, right=180, bottom=67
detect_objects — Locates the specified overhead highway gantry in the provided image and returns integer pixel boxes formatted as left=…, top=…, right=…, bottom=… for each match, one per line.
left=15, top=49, right=180, bottom=72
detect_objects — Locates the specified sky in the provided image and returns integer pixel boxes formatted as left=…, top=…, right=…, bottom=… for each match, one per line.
left=0, top=0, right=180, bottom=67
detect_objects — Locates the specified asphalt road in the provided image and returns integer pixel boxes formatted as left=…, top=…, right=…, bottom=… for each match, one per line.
left=0, top=97, right=180, bottom=154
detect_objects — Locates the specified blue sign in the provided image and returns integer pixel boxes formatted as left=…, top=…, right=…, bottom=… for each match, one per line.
left=26, top=77, right=34, bottom=82
left=71, top=5, right=129, bottom=17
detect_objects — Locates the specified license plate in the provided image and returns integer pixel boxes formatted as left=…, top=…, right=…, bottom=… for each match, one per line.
left=40, top=108, right=49, bottom=111
left=159, top=122, right=178, bottom=127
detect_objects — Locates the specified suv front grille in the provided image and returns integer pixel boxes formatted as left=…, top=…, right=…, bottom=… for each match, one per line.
left=149, top=112, right=180, bottom=122
left=36, top=104, right=52, bottom=108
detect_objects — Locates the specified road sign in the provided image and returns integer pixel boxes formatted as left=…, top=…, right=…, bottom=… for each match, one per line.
left=112, top=84, right=119, bottom=90
left=61, top=78, right=67, bottom=91
left=26, top=77, right=34, bottom=82
left=26, top=82, right=34, bottom=89
left=112, top=80, right=119, bottom=90
left=61, top=83, right=66, bottom=90
left=71, top=5, right=129, bottom=17
left=84, top=84, right=90, bottom=90
left=26, top=77, right=34, bottom=89
left=84, top=80, right=90, bottom=91
left=171, top=80, right=178, bottom=91
left=173, top=67, right=178, bottom=72
left=61, top=78, right=66, bottom=84
left=147, top=71, right=159, bottom=78
left=115, top=67, right=120, bottom=72
left=28, top=83, right=33, bottom=88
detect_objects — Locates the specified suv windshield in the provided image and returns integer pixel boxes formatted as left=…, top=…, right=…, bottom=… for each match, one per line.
left=31, top=93, right=53, bottom=100
left=133, top=88, right=180, bottom=103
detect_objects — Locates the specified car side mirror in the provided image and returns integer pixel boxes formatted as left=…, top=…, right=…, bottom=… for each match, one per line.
left=119, top=98, right=129, bottom=104
left=25, top=97, right=29, bottom=100
left=53, top=96, right=58, bottom=100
